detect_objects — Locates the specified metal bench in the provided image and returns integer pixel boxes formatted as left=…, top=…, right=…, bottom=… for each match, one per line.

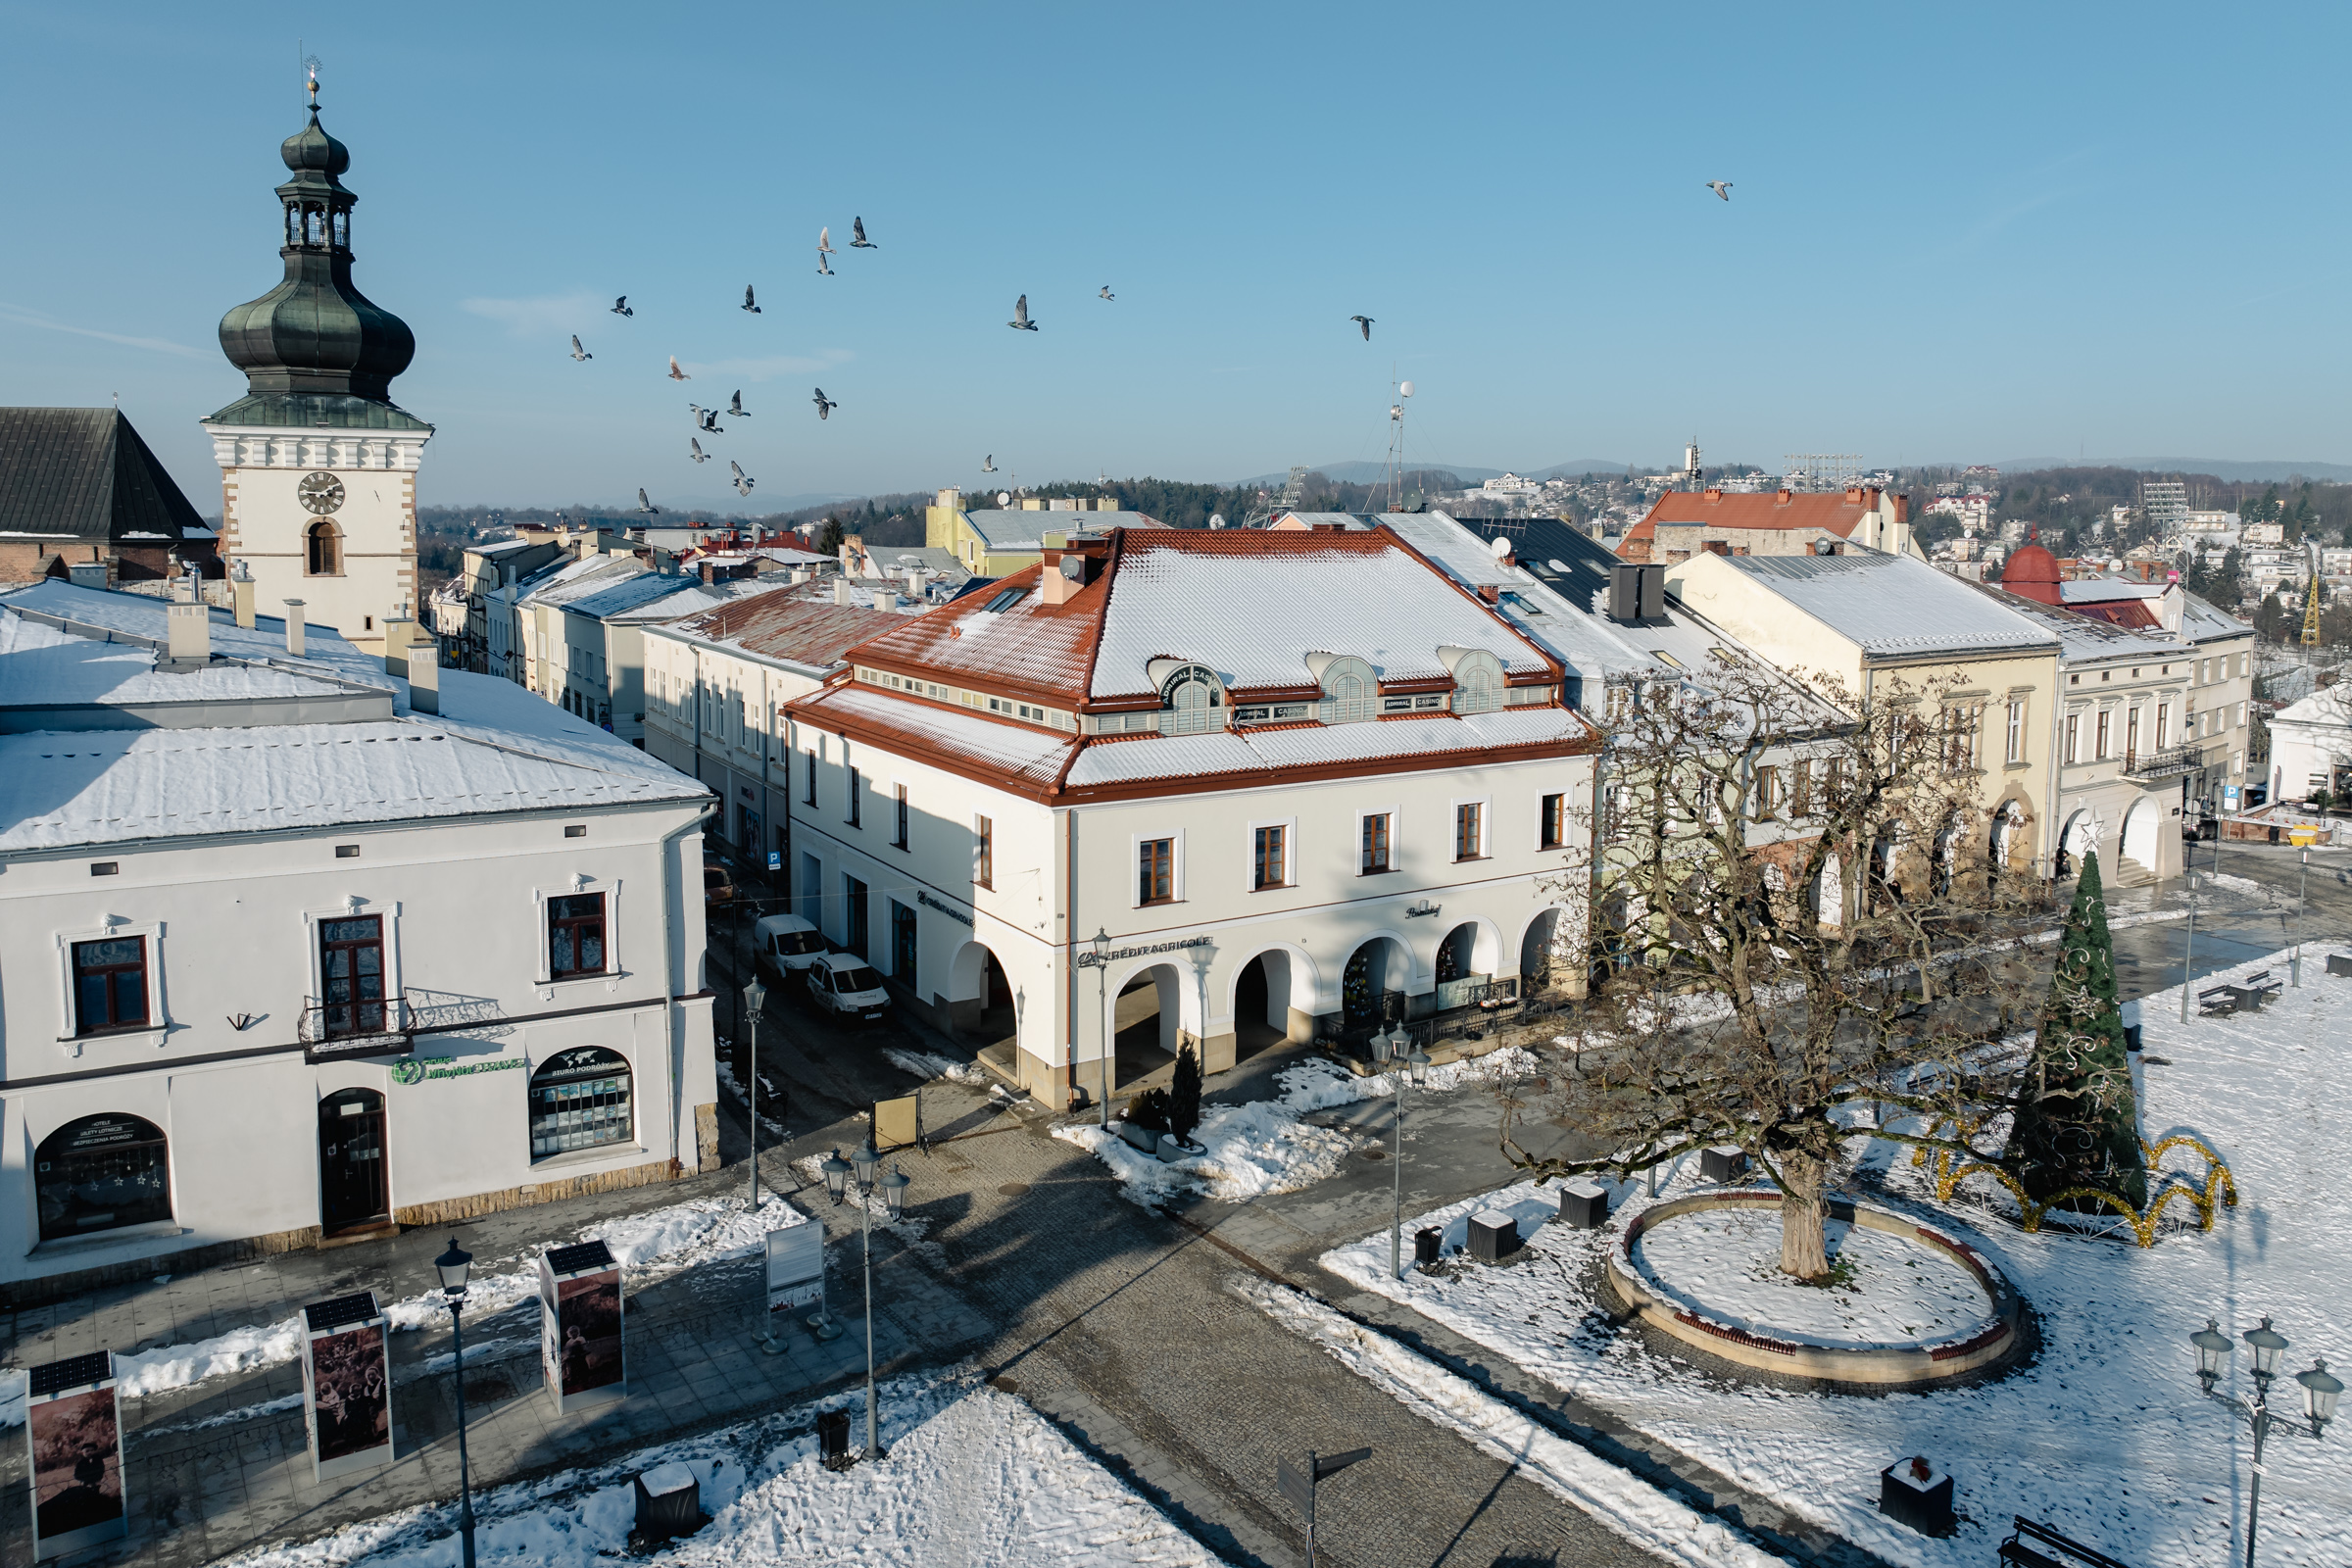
left=2196, top=985, right=2239, bottom=1016
left=1999, top=1515, right=2134, bottom=1568
left=2217, top=970, right=2281, bottom=1013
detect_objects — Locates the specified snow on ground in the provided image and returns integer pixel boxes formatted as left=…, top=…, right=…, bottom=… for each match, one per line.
left=1633, top=1207, right=1993, bottom=1349
left=881, top=1049, right=991, bottom=1086
left=0, top=1192, right=813, bottom=1424
left=1313, top=946, right=2348, bottom=1568
left=1235, top=1275, right=1779, bottom=1568
left=1057, top=1048, right=1541, bottom=1205
left=214, top=1370, right=1215, bottom=1567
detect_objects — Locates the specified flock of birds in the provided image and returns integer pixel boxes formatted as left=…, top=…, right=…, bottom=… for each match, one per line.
left=572, top=185, right=1740, bottom=514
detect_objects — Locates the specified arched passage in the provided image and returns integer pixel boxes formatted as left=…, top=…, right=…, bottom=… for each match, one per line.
left=2120, top=797, right=2164, bottom=879
left=1517, top=906, right=1573, bottom=995
left=2057, top=809, right=2099, bottom=876
left=1342, top=936, right=1413, bottom=1036
left=1434, top=918, right=1502, bottom=1007
left=947, top=940, right=1018, bottom=1048
left=1990, top=803, right=2027, bottom=878
left=1230, top=946, right=1318, bottom=1063
left=1107, top=960, right=1202, bottom=1089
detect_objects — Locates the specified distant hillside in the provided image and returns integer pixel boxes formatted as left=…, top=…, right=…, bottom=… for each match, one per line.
left=1998, top=457, right=2352, bottom=482
left=1240, top=458, right=1657, bottom=487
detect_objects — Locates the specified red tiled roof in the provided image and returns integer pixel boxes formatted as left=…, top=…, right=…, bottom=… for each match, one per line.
left=1621, top=487, right=1886, bottom=549
left=670, top=588, right=903, bottom=667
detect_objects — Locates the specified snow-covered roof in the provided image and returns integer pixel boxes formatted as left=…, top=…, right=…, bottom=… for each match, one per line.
left=0, top=578, right=394, bottom=690
left=1708, top=551, right=2060, bottom=659
left=559, top=571, right=719, bottom=622
left=1066, top=708, right=1586, bottom=787
left=656, top=590, right=903, bottom=673
left=799, top=683, right=1074, bottom=788
left=1980, top=586, right=2186, bottom=663
left=0, top=611, right=354, bottom=708
left=516, top=554, right=641, bottom=609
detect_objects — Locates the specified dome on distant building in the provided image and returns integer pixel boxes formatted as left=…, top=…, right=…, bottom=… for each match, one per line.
left=2002, top=540, right=2062, bottom=604
left=210, top=77, right=418, bottom=424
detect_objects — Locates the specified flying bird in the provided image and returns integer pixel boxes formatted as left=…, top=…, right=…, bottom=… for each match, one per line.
left=611, top=296, right=633, bottom=317
left=689, top=437, right=710, bottom=464
left=689, top=403, right=721, bottom=432
left=569, top=335, right=591, bottom=361
left=636, top=488, right=661, bottom=514
left=1099, top=285, right=1114, bottom=301
left=850, top=217, right=876, bottom=248
left=727, top=389, right=749, bottom=417
left=982, top=455, right=996, bottom=473
left=1706, top=180, right=1733, bottom=201
left=1349, top=315, right=1373, bottom=340
left=1007, top=294, right=1037, bottom=331
left=816, top=250, right=834, bottom=276
left=812, top=387, right=837, bottom=420
left=730, top=461, right=756, bottom=497
left=817, top=225, right=836, bottom=254
left=667, top=356, right=690, bottom=380
left=742, top=284, right=760, bottom=314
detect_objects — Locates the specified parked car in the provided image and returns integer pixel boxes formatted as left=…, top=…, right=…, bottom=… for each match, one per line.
left=703, top=861, right=735, bottom=906
left=806, top=953, right=891, bottom=1022
left=754, top=913, right=829, bottom=984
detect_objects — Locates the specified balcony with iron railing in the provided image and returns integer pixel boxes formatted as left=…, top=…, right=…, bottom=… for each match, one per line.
left=299, top=991, right=413, bottom=1062
left=2122, top=743, right=2205, bottom=778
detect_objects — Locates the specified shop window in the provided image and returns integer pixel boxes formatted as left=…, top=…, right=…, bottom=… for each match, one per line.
left=529, top=1047, right=633, bottom=1158
left=71, top=936, right=148, bottom=1034
left=549, top=893, right=608, bottom=978
left=36, top=1113, right=172, bottom=1243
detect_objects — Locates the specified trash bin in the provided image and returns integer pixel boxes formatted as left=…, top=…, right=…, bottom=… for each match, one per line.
left=634, top=1461, right=702, bottom=1541
left=816, top=1408, right=852, bottom=1466
left=1414, top=1226, right=1443, bottom=1266
left=1878, top=1457, right=1955, bottom=1537
left=2121, top=999, right=2142, bottom=1053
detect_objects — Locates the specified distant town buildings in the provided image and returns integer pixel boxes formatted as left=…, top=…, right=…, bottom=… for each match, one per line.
left=1617, top=486, right=1922, bottom=564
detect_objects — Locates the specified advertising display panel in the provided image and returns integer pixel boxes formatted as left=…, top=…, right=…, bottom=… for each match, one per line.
left=539, top=1239, right=626, bottom=1416
left=25, top=1351, right=126, bottom=1562
left=301, top=1293, right=394, bottom=1481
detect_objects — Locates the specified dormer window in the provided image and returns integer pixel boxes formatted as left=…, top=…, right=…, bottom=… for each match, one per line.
left=1316, top=655, right=1378, bottom=724
left=1448, top=649, right=1505, bottom=715
left=1162, top=664, right=1222, bottom=735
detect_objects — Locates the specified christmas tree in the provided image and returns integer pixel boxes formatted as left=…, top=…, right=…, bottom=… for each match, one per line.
left=2006, top=850, right=2147, bottom=1208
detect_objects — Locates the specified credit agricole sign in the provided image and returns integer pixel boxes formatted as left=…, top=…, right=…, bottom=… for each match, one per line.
left=393, top=1054, right=524, bottom=1087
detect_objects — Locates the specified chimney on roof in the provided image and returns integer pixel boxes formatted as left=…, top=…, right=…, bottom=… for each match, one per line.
left=790, top=565, right=811, bottom=586
left=68, top=559, right=112, bottom=591
left=166, top=600, right=211, bottom=666
left=231, top=561, right=255, bottom=628
left=833, top=576, right=854, bottom=606
left=1845, top=485, right=1866, bottom=503
left=282, top=599, right=306, bottom=656
left=1478, top=584, right=1501, bottom=603
left=1776, top=489, right=1793, bottom=506
left=382, top=612, right=416, bottom=677
left=1703, top=488, right=1723, bottom=503
left=407, top=642, right=440, bottom=714
left=699, top=561, right=715, bottom=585
left=872, top=588, right=900, bottom=612
left=1607, top=563, right=1668, bottom=624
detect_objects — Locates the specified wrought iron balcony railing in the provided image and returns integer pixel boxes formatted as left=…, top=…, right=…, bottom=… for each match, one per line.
left=2121, top=744, right=2205, bottom=778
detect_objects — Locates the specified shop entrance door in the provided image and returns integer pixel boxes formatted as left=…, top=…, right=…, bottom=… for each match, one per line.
left=318, top=1088, right=389, bottom=1234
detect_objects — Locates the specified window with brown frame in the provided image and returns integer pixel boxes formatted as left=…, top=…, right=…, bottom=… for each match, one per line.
left=893, top=783, right=910, bottom=849
left=1752, top=766, right=1779, bottom=820
left=1361, top=811, right=1394, bottom=873
left=548, top=893, right=607, bottom=979
left=1540, top=792, right=1566, bottom=848
left=1453, top=802, right=1484, bottom=860
left=1139, top=838, right=1175, bottom=905
left=1253, top=825, right=1287, bottom=890
left=318, top=915, right=386, bottom=1036
left=71, top=936, right=148, bottom=1034
left=974, top=815, right=994, bottom=889
left=847, top=766, right=861, bottom=827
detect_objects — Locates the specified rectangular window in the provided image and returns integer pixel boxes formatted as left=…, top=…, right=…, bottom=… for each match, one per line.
left=1453, top=802, right=1484, bottom=860
left=848, top=766, right=861, bottom=827
left=1253, top=825, right=1287, bottom=890
left=2156, top=704, right=2172, bottom=750
left=2005, top=700, right=2026, bottom=764
left=2126, top=706, right=2140, bottom=760
left=1540, top=793, right=1566, bottom=847
left=2064, top=711, right=2081, bottom=764
left=548, top=893, right=608, bottom=979
left=1751, top=768, right=1778, bottom=820
left=1361, top=812, right=1394, bottom=873
left=318, top=915, right=386, bottom=1037
left=1139, top=838, right=1175, bottom=905
left=893, top=783, right=909, bottom=850
left=71, top=936, right=149, bottom=1034
left=2237, top=701, right=2247, bottom=729
left=845, top=876, right=869, bottom=956
left=2094, top=710, right=2111, bottom=760
left=974, top=815, right=994, bottom=889
left=804, top=748, right=818, bottom=806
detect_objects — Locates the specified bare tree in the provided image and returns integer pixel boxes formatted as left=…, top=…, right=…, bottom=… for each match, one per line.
left=1506, top=655, right=2056, bottom=1280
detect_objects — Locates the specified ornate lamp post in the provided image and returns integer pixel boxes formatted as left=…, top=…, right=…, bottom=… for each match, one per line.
left=1386, top=1030, right=1430, bottom=1280
left=2179, top=865, right=2200, bottom=1024
left=434, top=1237, right=479, bottom=1568
left=823, top=1143, right=910, bottom=1463
left=743, top=976, right=767, bottom=1213
left=2292, top=845, right=2311, bottom=987
left=2189, top=1314, right=2340, bottom=1568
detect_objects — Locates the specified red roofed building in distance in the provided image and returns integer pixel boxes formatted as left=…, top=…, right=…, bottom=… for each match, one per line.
left=1619, top=485, right=1923, bottom=565
left=780, top=526, right=1600, bottom=1106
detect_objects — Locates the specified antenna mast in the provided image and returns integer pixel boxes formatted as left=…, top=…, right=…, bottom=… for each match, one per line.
left=2303, top=537, right=2325, bottom=647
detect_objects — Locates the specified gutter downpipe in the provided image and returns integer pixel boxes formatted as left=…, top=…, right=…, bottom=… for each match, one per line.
left=1065, top=805, right=1079, bottom=1112
left=662, top=799, right=718, bottom=1171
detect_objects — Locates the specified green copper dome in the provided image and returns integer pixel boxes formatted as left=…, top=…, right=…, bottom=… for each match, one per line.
left=214, top=88, right=416, bottom=413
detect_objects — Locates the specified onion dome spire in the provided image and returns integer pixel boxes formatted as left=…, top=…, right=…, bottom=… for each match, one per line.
left=214, top=73, right=417, bottom=415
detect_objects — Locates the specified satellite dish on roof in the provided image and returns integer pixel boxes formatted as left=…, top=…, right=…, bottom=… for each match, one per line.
left=997, top=491, right=1010, bottom=507
left=1398, top=380, right=1414, bottom=398
left=1488, top=534, right=1513, bottom=560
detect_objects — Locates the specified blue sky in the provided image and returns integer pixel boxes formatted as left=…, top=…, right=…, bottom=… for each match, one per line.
left=4, top=3, right=2348, bottom=511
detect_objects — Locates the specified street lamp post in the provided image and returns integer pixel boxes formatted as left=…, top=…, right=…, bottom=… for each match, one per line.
left=744, top=977, right=767, bottom=1213
left=2292, top=846, right=2311, bottom=987
left=434, top=1237, right=478, bottom=1568
left=1092, top=927, right=1112, bottom=1126
left=2180, top=863, right=2200, bottom=1024
left=822, top=1144, right=910, bottom=1463
left=2189, top=1314, right=2341, bottom=1568
left=1386, top=1031, right=1430, bottom=1281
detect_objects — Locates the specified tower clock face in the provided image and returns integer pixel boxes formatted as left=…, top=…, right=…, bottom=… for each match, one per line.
left=298, top=471, right=346, bottom=515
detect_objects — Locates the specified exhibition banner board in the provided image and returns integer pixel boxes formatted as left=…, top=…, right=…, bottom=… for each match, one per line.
left=539, top=1239, right=626, bottom=1417
left=765, top=1223, right=824, bottom=1322
left=301, top=1292, right=394, bottom=1482
left=25, top=1351, right=126, bottom=1562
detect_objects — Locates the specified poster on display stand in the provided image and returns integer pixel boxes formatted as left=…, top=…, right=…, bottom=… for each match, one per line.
left=539, top=1239, right=625, bottom=1417
left=765, top=1223, right=825, bottom=1325
left=24, top=1351, right=126, bottom=1562
left=300, top=1292, right=393, bottom=1482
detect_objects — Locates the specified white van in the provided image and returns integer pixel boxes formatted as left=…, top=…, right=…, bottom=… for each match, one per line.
left=807, top=953, right=891, bottom=1022
left=754, top=914, right=829, bottom=984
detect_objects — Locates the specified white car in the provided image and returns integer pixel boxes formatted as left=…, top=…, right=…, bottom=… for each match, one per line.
left=807, top=953, right=891, bottom=1022
left=754, top=914, right=829, bottom=984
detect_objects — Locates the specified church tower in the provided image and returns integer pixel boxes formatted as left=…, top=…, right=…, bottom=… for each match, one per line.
left=203, top=74, right=428, bottom=659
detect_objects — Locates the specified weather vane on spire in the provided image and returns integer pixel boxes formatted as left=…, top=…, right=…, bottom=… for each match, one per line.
left=302, top=50, right=321, bottom=107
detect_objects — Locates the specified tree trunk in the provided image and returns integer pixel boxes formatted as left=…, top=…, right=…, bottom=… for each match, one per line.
left=1779, top=1152, right=1830, bottom=1280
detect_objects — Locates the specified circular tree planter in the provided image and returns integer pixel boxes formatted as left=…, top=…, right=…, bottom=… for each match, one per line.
left=1605, top=1191, right=2024, bottom=1386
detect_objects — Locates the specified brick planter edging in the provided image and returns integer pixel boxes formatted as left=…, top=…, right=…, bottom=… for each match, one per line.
left=1604, top=1189, right=2024, bottom=1386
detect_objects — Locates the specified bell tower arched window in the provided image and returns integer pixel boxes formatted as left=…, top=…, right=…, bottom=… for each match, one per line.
left=307, top=520, right=342, bottom=576
left=1162, top=664, right=1222, bottom=736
